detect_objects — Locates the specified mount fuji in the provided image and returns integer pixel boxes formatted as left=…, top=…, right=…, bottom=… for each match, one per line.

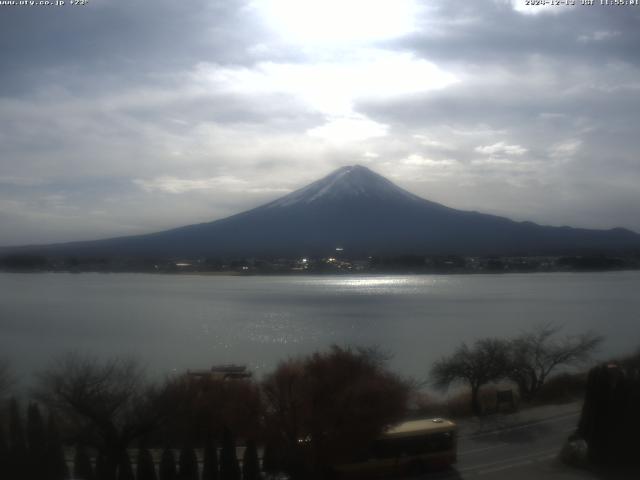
left=5, top=165, right=640, bottom=258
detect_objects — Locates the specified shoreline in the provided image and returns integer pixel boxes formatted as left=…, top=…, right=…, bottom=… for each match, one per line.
left=1, top=267, right=639, bottom=276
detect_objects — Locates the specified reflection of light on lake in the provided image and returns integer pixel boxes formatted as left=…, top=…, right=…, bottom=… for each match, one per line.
left=309, top=276, right=444, bottom=294
left=335, top=277, right=409, bottom=287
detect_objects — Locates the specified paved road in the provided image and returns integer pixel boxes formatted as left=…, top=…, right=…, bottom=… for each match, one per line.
left=452, top=410, right=582, bottom=479
left=413, top=404, right=637, bottom=480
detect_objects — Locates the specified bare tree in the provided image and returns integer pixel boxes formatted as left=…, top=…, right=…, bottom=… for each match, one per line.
left=431, top=338, right=510, bottom=416
left=35, top=353, right=168, bottom=480
left=507, top=324, right=603, bottom=402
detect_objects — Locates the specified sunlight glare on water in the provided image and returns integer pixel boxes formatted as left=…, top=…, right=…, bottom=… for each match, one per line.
left=305, top=275, right=447, bottom=295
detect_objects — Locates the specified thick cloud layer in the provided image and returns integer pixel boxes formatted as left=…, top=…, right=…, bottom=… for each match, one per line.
left=1, top=0, right=639, bottom=245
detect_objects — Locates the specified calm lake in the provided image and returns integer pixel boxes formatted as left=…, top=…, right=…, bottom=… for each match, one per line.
left=1, top=271, right=639, bottom=387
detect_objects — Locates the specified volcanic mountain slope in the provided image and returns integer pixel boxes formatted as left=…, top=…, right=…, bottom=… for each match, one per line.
left=5, top=165, right=640, bottom=258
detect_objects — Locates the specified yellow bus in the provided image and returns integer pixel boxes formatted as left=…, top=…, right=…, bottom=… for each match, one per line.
left=334, top=418, right=457, bottom=478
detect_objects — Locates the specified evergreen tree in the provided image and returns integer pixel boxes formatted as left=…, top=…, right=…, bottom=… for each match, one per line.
left=74, top=445, right=95, bottom=480
left=9, top=398, right=28, bottom=480
left=220, top=428, right=240, bottom=480
left=101, top=451, right=118, bottom=480
left=178, top=445, right=199, bottom=480
left=136, top=446, right=157, bottom=480
left=95, top=452, right=110, bottom=480
left=45, top=413, right=69, bottom=480
left=261, top=443, right=279, bottom=475
left=159, top=448, right=177, bottom=480
left=241, top=440, right=259, bottom=480
left=27, top=403, right=47, bottom=480
left=117, top=451, right=135, bottom=480
left=201, top=436, right=218, bottom=480
left=0, top=424, right=10, bottom=478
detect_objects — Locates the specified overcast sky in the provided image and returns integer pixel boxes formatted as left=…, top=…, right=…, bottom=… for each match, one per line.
left=1, top=0, right=639, bottom=245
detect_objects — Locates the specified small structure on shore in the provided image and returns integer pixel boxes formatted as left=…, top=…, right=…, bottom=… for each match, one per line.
left=187, top=364, right=252, bottom=381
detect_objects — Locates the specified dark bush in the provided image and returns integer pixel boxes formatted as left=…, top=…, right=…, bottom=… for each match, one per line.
left=534, top=372, right=587, bottom=405
left=160, top=375, right=263, bottom=445
left=262, top=346, right=411, bottom=476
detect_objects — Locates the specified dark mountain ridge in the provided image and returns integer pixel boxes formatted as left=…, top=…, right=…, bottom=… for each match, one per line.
left=3, top=165, right=640, bottom=258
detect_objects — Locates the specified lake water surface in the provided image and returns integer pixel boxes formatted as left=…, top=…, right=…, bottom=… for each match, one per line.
left=1, top=271, right=639, bottom=386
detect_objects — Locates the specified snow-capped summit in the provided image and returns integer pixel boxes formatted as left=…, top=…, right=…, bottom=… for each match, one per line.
left=266, top=165, right=422, bottom=208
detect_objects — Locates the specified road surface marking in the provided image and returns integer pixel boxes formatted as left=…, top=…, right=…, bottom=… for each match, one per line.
left=457, top=447, right=559, bottom=474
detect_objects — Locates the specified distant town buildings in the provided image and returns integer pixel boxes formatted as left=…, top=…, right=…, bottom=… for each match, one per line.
left=2, top=251, right=638, bottom=274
